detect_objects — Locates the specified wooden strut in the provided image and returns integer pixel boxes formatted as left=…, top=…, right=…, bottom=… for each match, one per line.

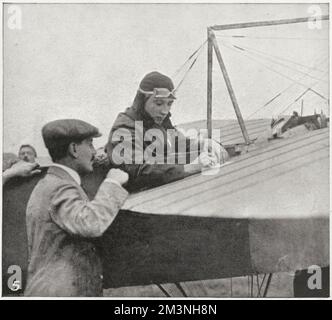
left=263, top=273, right=273, bottom=297
left=156, top=283, right=188, bottom=297
left=156, top=283, right=171, bottom=297
left=207, top=29, right=213, bottom=139
left=301, top=100, right=304, bottom=116
left=209, top=29, right=251, bottom=144
left=206, top=15, right=329, bottom=144
left=207, top=28, right=213, bottom=139
left=174, top=282, right=188, bottom=297
left=210, top=15, right=329, bottom=31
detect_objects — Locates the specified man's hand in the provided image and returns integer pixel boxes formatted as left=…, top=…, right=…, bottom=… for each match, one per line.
left=8, top=161, right=41, bottom=177
left=3, top=161, right=41, bottom=184
left=107, top=169, right=129, bottom=186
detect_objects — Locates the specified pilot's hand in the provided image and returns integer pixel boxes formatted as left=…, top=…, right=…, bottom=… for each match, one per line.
left=190, top=152, right=218, bottom=167
left=199, top=152, right=218, bottom=167
left=107, top=169, right=129, bottom=186
left=203, top=139, right=229, bottom=164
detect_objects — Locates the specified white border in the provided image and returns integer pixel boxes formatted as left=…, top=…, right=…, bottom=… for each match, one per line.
left=0, top=0, right=330, bottom=301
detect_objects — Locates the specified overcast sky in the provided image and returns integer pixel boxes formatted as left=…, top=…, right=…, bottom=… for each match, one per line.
left=3, top=3, right=329, bottom=156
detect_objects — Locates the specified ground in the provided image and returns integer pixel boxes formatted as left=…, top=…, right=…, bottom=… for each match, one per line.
left=104, top=272, right=294, bottom=298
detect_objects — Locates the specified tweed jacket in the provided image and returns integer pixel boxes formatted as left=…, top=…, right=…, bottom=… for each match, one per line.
left=24, top=166, right=128, bottom=297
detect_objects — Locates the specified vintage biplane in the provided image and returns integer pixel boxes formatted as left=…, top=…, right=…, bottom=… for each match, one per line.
left=2, top=15, right=329, bottom=297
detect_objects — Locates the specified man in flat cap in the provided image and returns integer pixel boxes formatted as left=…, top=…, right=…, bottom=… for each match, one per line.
left=24, top=119, right=129, bottom=297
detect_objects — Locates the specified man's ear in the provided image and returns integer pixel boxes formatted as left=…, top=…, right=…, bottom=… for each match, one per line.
left=68, top=142, right=78, bottom=159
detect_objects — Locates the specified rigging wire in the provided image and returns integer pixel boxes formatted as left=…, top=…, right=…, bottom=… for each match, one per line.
left=216, top=39, right=328, bottom=119
left=274, top=69, right=329, bottom=116
left=216, top=34, right=328, bottom=41
left=170, top=28, right=328, bottom=125
left=232, top=44, right=328, bottom=83
left=174, top=55, right=199, bottom=93
left=246, top=56, right=328, bottom=119
left=295, top=93, right=328, bottom=116
left=278, top=80, right=329, bottom=115
left=172, top=40, right=207, bottom=94
left=172, top=40, right=207, bottom=78
left=308, top=87, right=329, bottom=101
left=220, top=39, right=328, bottom=84
left=219, top=41, right=328, bottom=99
left=279, top=89, right=315, bottom=115
left=228, top=42, right=326, bottom=75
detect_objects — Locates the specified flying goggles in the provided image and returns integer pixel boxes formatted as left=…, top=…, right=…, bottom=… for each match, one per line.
left=138, top=87, right=177, bottom=99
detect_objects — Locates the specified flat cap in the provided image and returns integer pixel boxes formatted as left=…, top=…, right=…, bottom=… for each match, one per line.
left=42, top=119, right=102, bottom=149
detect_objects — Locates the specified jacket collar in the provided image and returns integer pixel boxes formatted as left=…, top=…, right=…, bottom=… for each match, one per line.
left=47, top=165, right=81, bottom=185
left=125, top=105, right=173, bottom=129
